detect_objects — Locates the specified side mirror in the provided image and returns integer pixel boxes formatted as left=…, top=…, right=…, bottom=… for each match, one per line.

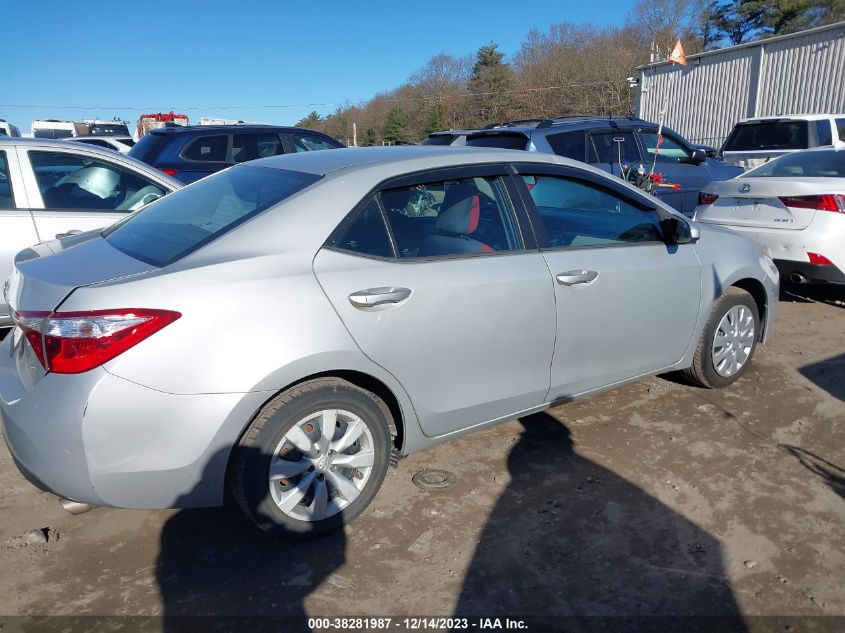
left=689, top=148, right=707, bottom=165
left=661, top=217, right=700, bottom=245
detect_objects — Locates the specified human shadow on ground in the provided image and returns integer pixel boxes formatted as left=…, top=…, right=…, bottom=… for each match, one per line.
left=155, top=446, right=344, bottom=633
left=454, top=412, right=746, bottom=632
left=798, top=352, right=845, bottom=402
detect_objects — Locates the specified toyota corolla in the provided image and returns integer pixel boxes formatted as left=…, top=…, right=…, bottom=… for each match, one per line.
left=0, top=146, right=779, bottom=535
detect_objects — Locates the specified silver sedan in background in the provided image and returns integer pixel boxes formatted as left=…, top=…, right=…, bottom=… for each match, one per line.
left=0, top=146, right=778, bottom=536
left=695, top=147, right=845, bottom=285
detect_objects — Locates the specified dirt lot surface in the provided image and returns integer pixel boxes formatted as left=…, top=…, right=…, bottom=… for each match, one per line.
left=1, top=287, right=844, bottom=631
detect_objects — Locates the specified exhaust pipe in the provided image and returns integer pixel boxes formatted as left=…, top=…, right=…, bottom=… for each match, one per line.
left=59, top=498, right=94, bottom=516
left=789, top=272, right=809, bottom=285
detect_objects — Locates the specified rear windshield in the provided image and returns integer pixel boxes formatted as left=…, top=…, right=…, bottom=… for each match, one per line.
left=744, top=149, right=845, bottom=178
left=723, top=121, right=809, bottom=151
left=421, top=134, right=457, bottom=146
left=103, top=166, right=321, bottom=267
left=465, top=134, right=529, bottom=150
left=128, top=134, right=165, bottom=161
left=34, top=128, right=74, bottom=139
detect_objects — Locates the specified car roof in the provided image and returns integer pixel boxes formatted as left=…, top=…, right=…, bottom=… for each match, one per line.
left=738, top=114, right=845, bottom=123
left=249, top=145, right=574, bottom=177
left=472, top=116, right=654, bottom=134
left=148, top=124, right=302, bottom=136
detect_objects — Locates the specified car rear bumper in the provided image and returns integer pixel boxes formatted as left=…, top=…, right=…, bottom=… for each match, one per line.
left=775, top=259, right=845, bottom=285
left=0, top=334, right=268, bottom=509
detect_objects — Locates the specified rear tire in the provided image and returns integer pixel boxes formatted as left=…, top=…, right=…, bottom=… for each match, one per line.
left=231, top=378, right=392, bottom=537
left=681, top=287, right=760, bottom=389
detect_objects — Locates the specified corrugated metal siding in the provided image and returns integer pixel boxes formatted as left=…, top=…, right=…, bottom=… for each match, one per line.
left=636, top=22, right=845, bottom=147
left=758, top=28, right=845, bottom=116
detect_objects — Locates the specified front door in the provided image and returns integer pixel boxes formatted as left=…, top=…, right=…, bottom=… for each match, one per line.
left=314, top=167, right=557, bottom=437
left=513, top=164, right=701, bottom=400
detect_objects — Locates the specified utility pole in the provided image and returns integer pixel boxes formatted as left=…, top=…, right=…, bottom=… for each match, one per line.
left=353, top=122, right=358, bottom=147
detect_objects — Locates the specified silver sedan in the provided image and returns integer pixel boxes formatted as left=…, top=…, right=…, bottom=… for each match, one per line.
left=0, top=146, right=779, bottom=536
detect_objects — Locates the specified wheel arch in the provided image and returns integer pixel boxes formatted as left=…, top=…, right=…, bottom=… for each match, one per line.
left=729, top=277, right=768, bottom=341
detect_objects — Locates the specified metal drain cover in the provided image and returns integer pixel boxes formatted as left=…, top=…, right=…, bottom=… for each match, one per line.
left=412, top=468, right=457, bottom=491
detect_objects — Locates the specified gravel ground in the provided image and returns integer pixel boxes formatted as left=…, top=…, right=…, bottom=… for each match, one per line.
left=0, top=286, right=843, bottom=631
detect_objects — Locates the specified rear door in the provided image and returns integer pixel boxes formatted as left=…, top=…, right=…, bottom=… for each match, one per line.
left=313, top=164, right=557, bottom=437
left=512, top=163, right=700, bottom=399
left=17, top=147, right=170, bottom=242
left=586, top=128, right=641, bottom=180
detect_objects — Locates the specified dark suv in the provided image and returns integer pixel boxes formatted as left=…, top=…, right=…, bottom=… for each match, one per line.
left=460, top=117, right=742, bottom=216
left=129, top=125, right=344, bottom=183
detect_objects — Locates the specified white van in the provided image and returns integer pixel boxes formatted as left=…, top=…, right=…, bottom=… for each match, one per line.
left=0, top=120, right=21, bottom=137
left=31, top=119, right=87, bottom=139
left=722, top=114, right=845, bottom=170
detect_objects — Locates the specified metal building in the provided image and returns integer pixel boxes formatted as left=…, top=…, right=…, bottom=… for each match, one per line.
left=635, top=21, right=845, bottom=148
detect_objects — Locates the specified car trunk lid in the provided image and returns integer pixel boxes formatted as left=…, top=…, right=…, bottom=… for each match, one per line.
left=694, top=177, right=845, bottom=230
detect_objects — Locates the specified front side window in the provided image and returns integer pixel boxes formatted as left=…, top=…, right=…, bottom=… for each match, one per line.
left=588, top=131, right=641, bottom=164
left=379, top=175, right=521, bottom=258
left=232, top=133, right=284, bottom=163
left=325, top=199, right=393, bottom=258
left=104, top=166, right=320, bottom=267
left=522, top=175, right=663, bottom=248
left=29, top=151, right=167, bottom=212
left=182, top=135, right=229, bottom=162
left=291, top=133, right=339, bottom=152
left=639, top=131, right=692, bottom=163
left=0, top=151, right=15, bottom=209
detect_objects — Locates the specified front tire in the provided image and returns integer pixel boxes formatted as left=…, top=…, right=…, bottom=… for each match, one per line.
left=681, top=287, right=760, bottom=389
left=231, top=378, right=392, bottom=537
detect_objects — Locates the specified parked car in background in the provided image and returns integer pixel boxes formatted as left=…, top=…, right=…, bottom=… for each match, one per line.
left=0, top=146, right=777, bottom=536
left=31, top=119, right=87, bottom=139
left=721, top=114, right=845, bottom=170
left=0, top=120, right=22, bottom=137
left=86, top=121, right=132, bottom=137
left=695, top=147, right=845, bottom=285
left=0, top=138, right=181, bottom=326
left=136, top=112, right=190, bottom=139
left=68, top=136, right=135, bottom=153
left=461, top=117, right=743, bottom=216
left=128, top=124, right=345, bottom=183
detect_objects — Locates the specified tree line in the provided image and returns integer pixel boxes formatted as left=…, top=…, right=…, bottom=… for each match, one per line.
left=298, top=0, right=844, bottom=145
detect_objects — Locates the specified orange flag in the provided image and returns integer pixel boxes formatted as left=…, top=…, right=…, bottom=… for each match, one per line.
left=668, top=39, right=687, bottom=65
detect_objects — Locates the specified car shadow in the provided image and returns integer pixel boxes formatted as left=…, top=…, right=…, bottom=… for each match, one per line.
left=155, top=446, right=344, bottom=633
left=780, top=283, right=845, bottom=308
left=780, top=444, right=845, bottom=503
left=453, top=412, right=746, bottom=631
left=798, top=353, right=845, bottom=402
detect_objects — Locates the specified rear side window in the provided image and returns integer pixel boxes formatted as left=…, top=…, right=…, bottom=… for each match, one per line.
left=588, top=132, right=640, bottom=164
left=0, top=151, right=15, bottom=208
left=723, top=121, right=809, bottom=151
left=816, top=120, right=833, bottom=146
left=421, top=135, right=457, bottom=146
left=104, top=166, right=320, bottom=267
left=465, top=134, right=528, bottom=150
left=379, top=175, right=521, bottom=258
left=232, top=133, right=284, bottom=163
left=547, top=131, right=587, bottom=161
left=182, top=135, right=229, bottom=162
left=522, top=175, right=662, bottom=248
left=326, top=199, right=393, bottom=258
left=837, top=119, right=845, bottom=142
left=291, top=133, right=340, bottom=152
left=128, top=134, right=165, bottom=161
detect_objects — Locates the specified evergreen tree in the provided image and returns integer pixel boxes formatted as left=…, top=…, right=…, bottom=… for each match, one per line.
left=365, top=127, right=377, bottom=146
left=468, top=42, right=514, bottom=126
left=382, top=108, right=409, bottom=144
left=295, top=110, right=322, bottom=128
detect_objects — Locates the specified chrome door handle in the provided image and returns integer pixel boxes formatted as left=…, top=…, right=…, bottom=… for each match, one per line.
left=556, top=269, right=598, bottom=286
left=348, top=286, right=412, bottom=308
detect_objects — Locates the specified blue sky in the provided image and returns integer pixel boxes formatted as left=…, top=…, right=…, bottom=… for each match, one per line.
left=5, top=0, right=629, bottom=132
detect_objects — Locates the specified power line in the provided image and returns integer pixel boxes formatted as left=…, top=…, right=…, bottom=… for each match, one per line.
left=0, top=79, right=629, bottom=112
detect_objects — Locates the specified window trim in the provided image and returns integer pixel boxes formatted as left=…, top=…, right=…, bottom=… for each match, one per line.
left=510, top=162, right=672, bottom=252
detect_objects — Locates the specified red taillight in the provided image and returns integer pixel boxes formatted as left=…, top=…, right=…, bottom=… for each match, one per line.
left=159, top=168, right=178, bottom=177
left=699, top=191, right=719, bottom=205
left=808, top=252, right=834, bottom=266
left=778, top=194, right=845, bottom=212
left=12, top=309, right=180, bottom=374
